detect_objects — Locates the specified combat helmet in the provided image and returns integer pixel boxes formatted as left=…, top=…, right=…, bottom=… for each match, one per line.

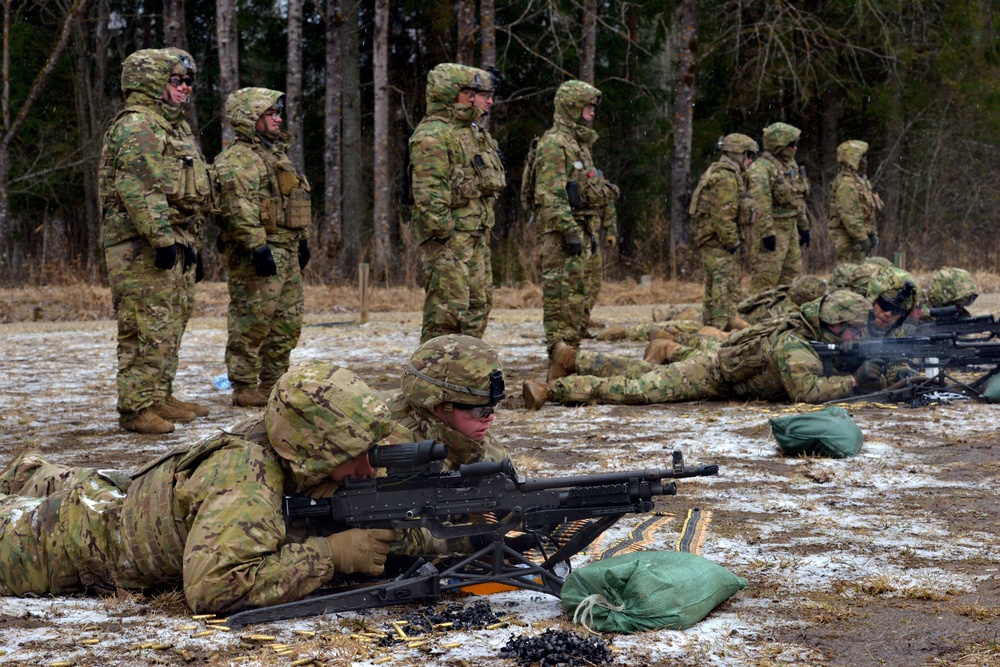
left=863, top=256, right=893, bottom=268
left=265, top=360, right=393, bottom=492
left=928, top=267, right=978, bottom=309
left=762, top=122, right=801, bottom=153
left=830, top=263, right=858, bottom=290
left=554, top=80, right=601, bottom=127
left=836, top=140, right=868, bottom=170
left=401, top=334, right=505, bottom=411
left=867, top=265, right=920, bottom=313
left=425, top=63, right=489, bottom=114
left=717, top=133, right=759, bottom=155
left=226, top=87, right=284, bottom=139
left=121, top=48, right=179, bottom=100
left=788, top=275, right=828, bottom=305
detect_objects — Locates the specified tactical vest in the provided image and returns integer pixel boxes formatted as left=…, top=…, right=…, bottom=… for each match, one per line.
left=715, top=317, right=797, bottom=384
left=829, top=171, right=877, bottom=228
left=688, top=158, right=748, bottom=247
left=566, top=142, right=619, bottom=213
left=450, top=124, right=506, bottom=206
left=253, top=145, right=312, bottom=233
left=756, top=153, right=803, bottom=218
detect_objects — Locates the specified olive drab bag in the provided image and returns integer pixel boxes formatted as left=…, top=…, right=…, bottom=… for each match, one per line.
left=769, top=406, right=864, bottom=458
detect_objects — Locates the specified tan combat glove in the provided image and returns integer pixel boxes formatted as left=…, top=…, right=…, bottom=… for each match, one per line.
left=326, top=528, right=398, bottom=575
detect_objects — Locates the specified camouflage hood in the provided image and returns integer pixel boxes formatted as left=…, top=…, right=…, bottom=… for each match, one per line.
left=226, top=87, right=284, bottom=141
left=265, top=361, right=393, bottom=492
left=424, top=63, right=489, bottom=118
left=928, top=267, right=978, bottom=309
left=554, top=80, right=601, bottom=128
left=762, top=122, right=801, bottom=152
left=121, top=48, right=193, bottom=103
left=837, top=140, right=868, bottom=171
left=401, top=334, right=505, bottom=410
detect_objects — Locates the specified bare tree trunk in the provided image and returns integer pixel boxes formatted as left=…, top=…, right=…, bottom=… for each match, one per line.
left=372, top=0, right=390, bottom=278
left=456, top=0, right=475, bottom=64
left=481, top=0, right=495, bottom=70
left=286, top=0, right=304, bottom=171
left=163, top=0, right=188, bottom=50
left=339, top=0, right=364, bottom=274
left=669, top=0, right=698, bottom=279
left=881, top=76, right=902, bottom=248
left=216, top=0, right=239, bottom=147
left=0, top=0, right=90, bottom=271
left=579, top=0, right=596, bottom=84
left=323, top=0, right=343, bottom=272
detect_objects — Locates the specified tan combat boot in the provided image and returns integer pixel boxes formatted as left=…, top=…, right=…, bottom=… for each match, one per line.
left=726, top=316, right=750, bottom=331
left=120, top=408, right=175, bottom=434
left=547, top=342, right=578, bottom=382
left=152, top=401, right=197, bottom=423
left=644, top=337, right=682, bottom=365
left=587, top=318, right=606, bottom=329
left=233, top=386, right=268, bottom=407
left=167, top=395, right=210, bottom=417
left=523, top=380, right=551, bottom=411
left=595, top=326, right=628, bottom=342
left=696, top=325, right=729, bottom=340
left=258, top=381, right=275, bottom=399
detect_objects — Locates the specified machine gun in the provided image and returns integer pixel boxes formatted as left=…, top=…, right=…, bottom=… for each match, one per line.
left=226, top=441, right=718, bottom=628
left=912, top=306, right=1000, bottom=340
left=810, top=333, right=1000, bottom=404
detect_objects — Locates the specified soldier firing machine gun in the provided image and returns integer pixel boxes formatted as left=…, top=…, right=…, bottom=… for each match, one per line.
left=226, top=440, right=718, bottom=628
left=913, top=305, right=1000, bottom=340
left=810, top=332, right=1000, bottom=404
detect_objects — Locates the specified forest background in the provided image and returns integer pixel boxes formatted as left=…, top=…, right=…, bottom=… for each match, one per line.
left=1, top=0, right=998, bottom=289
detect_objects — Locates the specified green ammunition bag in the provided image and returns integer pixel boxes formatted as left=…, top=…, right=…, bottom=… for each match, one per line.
left=979, top=374, right=1000, bottom=403
left=769, top=405, right=864, bottom=458
left=560, top=551, right=748, bottom=633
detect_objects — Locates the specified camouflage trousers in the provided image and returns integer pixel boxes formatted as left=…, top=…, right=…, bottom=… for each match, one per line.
left=540, top=230, right=591, bottom=355
left=226, top=243, right=304, bottom=389
left=699, top=242, right=741, bottom=329
left=750, top=217, right=802, bottom=293
left=419, top=231, right=492, bottom=343
left=166, top=251, right=198, bottom=397
left=106, top=239, right=185, bottom=417
left=829, top=228, right=867, bottom=264
left=581, top=235, right=603, bottom=331
left=550, top=350, right=725, bottom=405
left=0, top=451, right=130, bottom=596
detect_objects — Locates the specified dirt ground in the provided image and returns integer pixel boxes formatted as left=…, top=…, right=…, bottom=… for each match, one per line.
left=2, top=281, right=1000, bottom=667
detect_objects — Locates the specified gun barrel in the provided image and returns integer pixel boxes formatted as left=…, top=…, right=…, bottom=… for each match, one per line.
left=518, top=464, right=717, bottom=492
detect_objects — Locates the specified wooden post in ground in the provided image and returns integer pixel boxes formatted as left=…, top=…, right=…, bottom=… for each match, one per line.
left=893, top=252, right=906, bottom=270
left=359, top=262, right=370, bottom=324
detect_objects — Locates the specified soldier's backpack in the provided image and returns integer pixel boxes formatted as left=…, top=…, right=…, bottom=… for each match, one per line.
left=519, top=136, right=540, bottom=215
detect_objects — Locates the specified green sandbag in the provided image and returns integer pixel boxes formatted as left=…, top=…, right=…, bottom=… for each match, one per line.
left=980, top=374, right=1000, bottom=403
left=769, top=405, right=863, bottom=458
left=560, top=551, right=747, bottom=633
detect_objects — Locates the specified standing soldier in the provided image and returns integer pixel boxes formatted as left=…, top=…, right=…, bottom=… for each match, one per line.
left=526, top=80, right=619, bottom=375
left=747, top=122, right=811, bottom=293
left=99, top=48, right=213, bottom=434
left=689, top=133, right=758, bottom=332
left=409, top=64, right=506, bottom=343
left=215, top=88, right=312, bottom=408
left=828, top=140, right=883, bottom=263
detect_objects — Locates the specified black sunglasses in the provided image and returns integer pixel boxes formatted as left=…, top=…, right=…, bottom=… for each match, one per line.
left=454, top=403, right=497, bottom=419
left=168, top=75, right=195, bottom=88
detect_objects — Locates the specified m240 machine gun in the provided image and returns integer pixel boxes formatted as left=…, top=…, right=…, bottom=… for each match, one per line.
left=226, top=441, right=718, bottom=628
left=810, top=333, right=1000, bottom=404
left=913, top=306, right=1000, bottom=340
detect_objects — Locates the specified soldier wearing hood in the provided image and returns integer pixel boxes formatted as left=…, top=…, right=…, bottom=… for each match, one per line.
left=409, top=64, right=506, bottom=343
left=523, top=290, right=886, bottom=408
left=828, top=140, right=883, bottom=263
left=98, top=48, right=213, bottom=434
left=215, top=88, right=312, bottom=408
left=0, top=361, right=401, bottom=613
left=747, top=122, right=811, bottom=293
left=689, top=133, right=759, bottom=331
left=389, top=334, right=509, bottom=471
left=527, top=80, right=619, bottom=371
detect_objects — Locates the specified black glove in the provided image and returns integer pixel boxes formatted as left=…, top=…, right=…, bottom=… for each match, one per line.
left=799, top=230, right=810, bottom=247
left=564, top=230, right=583, bottom=256
left=762, top=235, right=777, bottom=252
left=726, top=244, right=739, bottom=255
left=868, top=232, right=879, bottom=249
left=857, top=237, right=873, bottom=253
left=182, top=245, right=196, bottom=271
left=194, top=253, right=204, bottom=283
left=298, top=239, right=311, bottom=270
left=216, top=233, right=226, bottom=254
left=853, top=359, right=887, bottom=394
left=154, top=243, right=178, bottom=270
left=252, top=245, right=277, bottom=277
left=894, top=365, right=919, bottom=382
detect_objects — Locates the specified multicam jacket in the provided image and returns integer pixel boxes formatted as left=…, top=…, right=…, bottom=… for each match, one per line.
left=688, top=154, right=749, bottom=249
left=747, top=152, right=810, bottom=238
left=828, top=143, right=880, bottom=244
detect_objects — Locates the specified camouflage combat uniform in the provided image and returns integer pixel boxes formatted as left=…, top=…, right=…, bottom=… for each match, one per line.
left=689, top=134, right=757, bottom=328
left=98, top=49, right=212, bottom=424
left=748, top=123, right=810, bottom=292
left=215, top=88, right=311, bottom=395
left=828, top=140, right=882, bottom=263
left=0, top=362, right=395, bottom=613
left=528, top=80, right=618, bottom=355
left=388, top=335, right=508, bottom=470
left=409, top=64, right=506, bottom=343
left=737, top=275, right=827, bottom=324
left=547, top=291, right=871, bottom=406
